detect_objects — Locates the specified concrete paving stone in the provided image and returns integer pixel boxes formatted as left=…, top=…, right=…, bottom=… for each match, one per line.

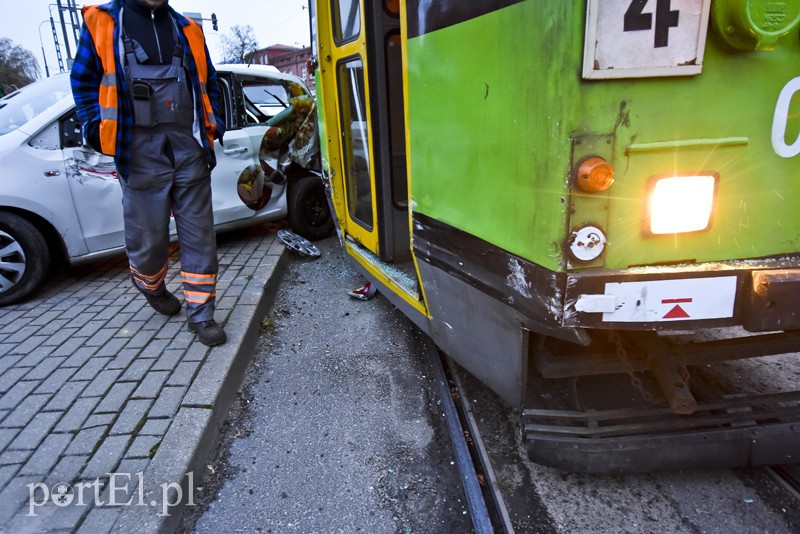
left=81, top=323, right=123, bottom=347
left=167, top=360, right=201, bottom=387
left=76, top=502, right=123, bottom=533
left=0, top=355, right=24, bottom=375
left=105, top=312, right=136, bottom=329
left=58, top=303, right=90, bottom=320
left=64, top=426, right=108, bottom=456
left=0, top=394, right=51, bottom=428
left=55, top=397, right=99, bottom=433
left=0, top=367, right=29, bottom=395
left=0, top=428, right=21, bottom=451
left=119, top=358, right=155, bottom=382
left=11, top=335, right=49, bottom=355
left=84, top=369, right=123, bottom=398
left=36, top=318, right=71, bottom=337
left=94, top=383, right=137, bottom=414
left=0, top=409, right=8, bottom=426
left=138, top=419, right=170, bottom=436
left=19, top=433, right=73, bottom=476
left=9, top=498, right=90, bottom=533
left=46, top=381, right=90, bottom=412
left=25, top=356, right=68, bottom=381
left=139, top=338, right=171, bottom=359
left=148, top=386, right=187, bottom=419
left=82, top=435, right=130, bottom=479
left=142, top=313, right=173, bottom=332
left=72, top=357, right=112, bottom=382
left=61, top=347, right=100, bottom=369
left=97, top=340, right=133, bottom=360
left=214, top=295, right=237, bottom=312
left=47, top=455, right=88, bottom=487
left=78, top=322, right=111, bottom=344
left=52, top=337, right=91, bottom=358
left=0, top=474, right=44, bottom=525
left=65, top=313, right=96, bottom=331
left=24, top=309, right=61, bottom=327
left=125, top=329, right=159, bottom=350
left=13, top=345, right=57, bottom=366
left=5, top=325, right=39, bottom=346
left=151, top=349, right=183, bottom=372
left=115, top=322, right=145, bottom=340
left=35, top=368, right=79, bottom=395
left=0, top=464, right=20, bottom=491
left=0, top=343, right=16, bottom=357
left=182, top=343, right=209, bottom=363
left=154, top=320, right=183, bottom=340
left=8, top=411, right=61, bottom=450
left=41, top=327, right=80, bottom=349
left=91, top=305, right=124, bottom=321
left=0, top=309, right=25, bottom=326
left=109, top=399, right=152, bottom=436
left=0, top=450, right=32, bottom=466
left=124, top=435, right=161, bottom=459
left=0, top=385, right=46, bottom=416
left=83, top=414, right=116, bottom=429
left=166, top=331, right=194, bottom=351
left=132, top=371, right=170, bottom=399
left=132, top=305, right=159, bottom=324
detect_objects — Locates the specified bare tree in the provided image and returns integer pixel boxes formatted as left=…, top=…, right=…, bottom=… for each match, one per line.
left=221, top=25, right=258, bottom=64
left=0, top=38, right=40, bottom=95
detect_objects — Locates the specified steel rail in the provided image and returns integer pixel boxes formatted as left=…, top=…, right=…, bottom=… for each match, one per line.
left=424, top=337, right=493, bottom=534
left=447, top=356, right=516, bottom=534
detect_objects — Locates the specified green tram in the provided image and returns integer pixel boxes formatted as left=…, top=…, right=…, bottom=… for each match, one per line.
left=310, top=0, right=800, bottom=472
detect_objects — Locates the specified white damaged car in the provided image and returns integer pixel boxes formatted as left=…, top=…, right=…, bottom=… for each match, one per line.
left=0, top=65, right=332, bottom=305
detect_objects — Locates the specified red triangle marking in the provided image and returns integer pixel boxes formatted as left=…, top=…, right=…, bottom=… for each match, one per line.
left=663, top=304, right=690, bottom=319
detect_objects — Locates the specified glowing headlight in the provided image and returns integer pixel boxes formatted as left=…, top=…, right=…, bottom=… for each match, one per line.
left=647, top=175, right=717, bottom=235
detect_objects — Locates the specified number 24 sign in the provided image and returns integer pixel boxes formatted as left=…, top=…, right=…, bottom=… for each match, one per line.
left=583, top=0, right=712, bottom=79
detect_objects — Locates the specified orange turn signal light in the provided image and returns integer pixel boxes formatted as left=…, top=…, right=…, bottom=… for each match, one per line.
left=576, top=156, right=615, bottom=193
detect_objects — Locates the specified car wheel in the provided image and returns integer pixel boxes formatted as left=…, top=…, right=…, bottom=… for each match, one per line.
left=0, top=212, right=50, bottom=306
left=287, top=175, right=334, bottom=241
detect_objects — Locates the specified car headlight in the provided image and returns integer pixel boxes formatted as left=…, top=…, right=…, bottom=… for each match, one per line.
left=646, top=174, right=718, bottom=235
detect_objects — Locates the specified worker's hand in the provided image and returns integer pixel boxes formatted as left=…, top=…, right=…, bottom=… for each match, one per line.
left=85, top=121, right=102, bottom=153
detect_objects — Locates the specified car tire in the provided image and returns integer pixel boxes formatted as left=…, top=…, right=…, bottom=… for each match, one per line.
left=0, top=212, right=50, bottom=306
left=287, top=175, right=334, bottom=241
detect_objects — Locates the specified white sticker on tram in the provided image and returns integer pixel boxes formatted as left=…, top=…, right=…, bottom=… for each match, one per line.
left=601, top=276, right=737, bottom=323
left=773, top=77, right=800, bottom=158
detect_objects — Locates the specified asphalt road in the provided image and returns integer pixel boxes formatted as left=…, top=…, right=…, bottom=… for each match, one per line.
left=180, top=236, right=472, bottom=533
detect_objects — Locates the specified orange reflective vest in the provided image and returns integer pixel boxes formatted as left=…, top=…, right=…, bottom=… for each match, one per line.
left=81, top=5, right=217, bottom=156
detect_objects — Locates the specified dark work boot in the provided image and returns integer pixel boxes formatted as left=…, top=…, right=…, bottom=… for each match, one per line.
left=143, top=291, right=182, bottom=316
left=188, top=320, right=226, bottom=346
left=132, top=277, right=181, bottom=316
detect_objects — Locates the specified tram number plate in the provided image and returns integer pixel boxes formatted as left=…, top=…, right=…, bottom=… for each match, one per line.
left=583, top=0, right=712, bottom=79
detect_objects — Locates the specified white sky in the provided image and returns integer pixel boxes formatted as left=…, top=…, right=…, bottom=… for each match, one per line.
left=1, top=0, right=312, bottom=77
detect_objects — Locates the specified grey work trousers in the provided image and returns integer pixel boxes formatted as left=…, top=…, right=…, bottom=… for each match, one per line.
left=121, top=126, right=218, bottom=323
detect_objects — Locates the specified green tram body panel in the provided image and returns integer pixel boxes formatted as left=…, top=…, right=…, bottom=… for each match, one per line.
left=407, top=1, right=800, bottom=273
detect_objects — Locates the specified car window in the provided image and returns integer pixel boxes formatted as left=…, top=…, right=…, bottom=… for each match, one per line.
left=0, top=74, right=71, bottom=136
left=242, top=81, right=291, bottom=124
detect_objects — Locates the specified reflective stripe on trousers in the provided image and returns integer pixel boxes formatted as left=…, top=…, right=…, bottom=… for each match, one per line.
left=122, top=125, right=217, bottom=323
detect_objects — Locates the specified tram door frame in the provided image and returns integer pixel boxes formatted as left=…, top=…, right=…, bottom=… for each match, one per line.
left=324, top=0, right=410, bottom=262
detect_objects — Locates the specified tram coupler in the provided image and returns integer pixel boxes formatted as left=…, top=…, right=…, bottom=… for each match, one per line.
left=628, top=332, right=697, bottom=415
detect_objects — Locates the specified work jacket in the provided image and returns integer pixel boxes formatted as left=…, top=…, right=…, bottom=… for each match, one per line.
left=70, top=0, right=223, bottom=180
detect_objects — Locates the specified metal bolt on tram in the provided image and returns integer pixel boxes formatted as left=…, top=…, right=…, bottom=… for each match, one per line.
left=309, top=0, right=800, bottom=473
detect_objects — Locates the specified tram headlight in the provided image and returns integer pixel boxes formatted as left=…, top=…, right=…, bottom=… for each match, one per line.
left=646, top=174, right=718, bottom=235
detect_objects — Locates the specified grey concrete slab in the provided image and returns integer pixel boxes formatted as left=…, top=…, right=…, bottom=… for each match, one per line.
left=0, top=225, right=288, bottom=531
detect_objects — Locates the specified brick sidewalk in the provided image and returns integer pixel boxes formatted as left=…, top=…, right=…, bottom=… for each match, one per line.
left=0, top=224, right=288, bottom=533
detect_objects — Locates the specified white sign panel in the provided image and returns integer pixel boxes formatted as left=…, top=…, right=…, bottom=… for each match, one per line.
left=601, top=276, right=737, bottom=323
left=583, top=0, right=712, bottom=79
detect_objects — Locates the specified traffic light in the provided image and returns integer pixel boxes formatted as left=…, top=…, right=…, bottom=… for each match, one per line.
left=211, top=13, right=218, bottom=31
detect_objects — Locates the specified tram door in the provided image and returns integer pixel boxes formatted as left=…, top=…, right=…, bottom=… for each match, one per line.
left=327, top=0, right=409, bottom=262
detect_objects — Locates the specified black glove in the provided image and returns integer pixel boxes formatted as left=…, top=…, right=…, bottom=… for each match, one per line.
left=214, top=126, right=224, bottom=147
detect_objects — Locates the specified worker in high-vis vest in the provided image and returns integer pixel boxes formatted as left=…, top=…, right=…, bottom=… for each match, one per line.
left=71, top=0, right=227, bottom=346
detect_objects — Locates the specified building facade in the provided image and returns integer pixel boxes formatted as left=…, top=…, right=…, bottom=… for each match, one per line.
left=248, top=45, right=314, bottom=92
